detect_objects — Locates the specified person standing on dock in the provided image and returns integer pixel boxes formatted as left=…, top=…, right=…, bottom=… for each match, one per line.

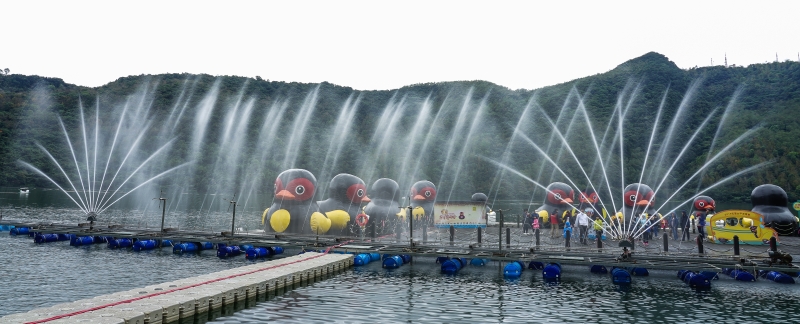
left=550, top=209, right=559, bottom=238
left=523, top=210, right=532, bottom=235
left=680, top=211, right=690, bottom=241
left=532, top=215, right=540, bottom=237
left=697, top=210, right=708, bottom=239
left=640, top=213, right=650, bottom=246
left=576, top=209, right=590, bottom=245
left=563, top=217, right=573, bottom=247
left=652, top=213, right=660, bottom=237
left=592, top=214, right=603, bottom=240
left=669, top=212, right=679, bottom=240
left=567, top=209, right=577, bottom=226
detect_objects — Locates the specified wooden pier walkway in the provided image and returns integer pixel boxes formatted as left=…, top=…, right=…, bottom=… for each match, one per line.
left=0, top=252, right=353, bottom=324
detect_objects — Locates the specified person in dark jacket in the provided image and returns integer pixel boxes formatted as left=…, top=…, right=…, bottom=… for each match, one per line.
left=669, top=212, right=679, bottom=240
left=522, top=210, right=532, bottom=235
left=680, top=211, right=690, bottom=241
left=697, top=210, right=708, bottom=239
left=641, top=214, right=651, bottom=245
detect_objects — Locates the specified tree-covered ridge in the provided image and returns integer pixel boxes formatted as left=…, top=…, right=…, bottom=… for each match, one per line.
left=0, top=52, right=798, bottom=209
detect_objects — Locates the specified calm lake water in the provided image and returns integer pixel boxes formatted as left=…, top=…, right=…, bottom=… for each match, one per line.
left=2, top=189, right=799, bottom=322
left=213, top=260, right=800, bottom=324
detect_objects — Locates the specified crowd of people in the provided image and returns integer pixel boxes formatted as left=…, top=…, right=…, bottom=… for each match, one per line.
left=522, top=208, right=606, bottom=245
left=519, top=207, right=712, bottom=245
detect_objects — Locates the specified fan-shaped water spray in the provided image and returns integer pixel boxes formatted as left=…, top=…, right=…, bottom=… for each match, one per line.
left=484, top=79, right=766, bottom=240
left=18, top=97, right=190, bottom=217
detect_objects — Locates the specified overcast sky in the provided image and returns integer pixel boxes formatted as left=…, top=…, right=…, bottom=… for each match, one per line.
left=3, top=1, right=798, bottom=91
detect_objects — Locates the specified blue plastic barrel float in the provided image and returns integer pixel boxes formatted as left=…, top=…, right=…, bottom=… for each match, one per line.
left=528, top=261, right=544, bottom=270
left=240, top=244, right=254, bottom=251
left=442, top=258, right=467, bottom=274
left=217, top=244, right=242, bottom=258
left=761, top=271, right=795, bottom=284
left=94, top=236, right=112, bottom=243
left=699, top=271, right=719, bottom=280
left=354, top=253, right=372, bottom=266
left=504, top=261, right=526, bottom=278
left=382, top=255, right=404, bottom=269
left=10, top=227, right=30, bottom=236
left=107, top=238, right=133, bottom=249
left=677, top=269, right=691, bottom=281
left=611, top=267, right=631, bottom=285
left=200, top=242, right=214, bottom=250
left=246, top=247, right=274, bottom=260
left=629, top=267, right=649, bottom=276
left=33, top=233, right=60, bottom=243
left=470, top=258, right=488, bottom=266
left=244, top=246, right=283, bottom=260
left=369, top=253, right=381, bottom=262
left=542, top=263, right=561, bottom=281
left=174, top=242, right=199, bottom=254
left=0, top=225, right=14, bottom=231
left=682, top=271, right=711, bottom=289
left=590, top=265, right=608, bottom=274
left=400, top=254, right=412, bottom=264
left=70, top=236, right=95, bottom=246
left=132, top=239, right=158, bottom=252
left=440, top=258, right=464, bottom=274
left=57, top=234, right=73, bottom=241
left=723, top=268, right=756, bottom=282
left=268, top=246, right=282, bottom=255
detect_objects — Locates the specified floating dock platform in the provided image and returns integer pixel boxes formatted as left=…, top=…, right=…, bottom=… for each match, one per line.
left=3, top=219, right=800, bottom=274
left=0, top=252, right=353, bottom=324
left=3, top=218, right=800, bottom=284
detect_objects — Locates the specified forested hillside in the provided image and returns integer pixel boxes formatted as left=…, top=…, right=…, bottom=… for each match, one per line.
left=1, top=52, right=798, bottom=208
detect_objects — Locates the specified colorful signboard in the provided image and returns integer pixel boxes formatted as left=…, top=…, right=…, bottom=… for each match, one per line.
left=434, top=202, right=487, bottom=228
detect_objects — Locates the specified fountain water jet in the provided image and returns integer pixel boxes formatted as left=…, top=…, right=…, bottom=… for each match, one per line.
left=19, top=96, right=190, bottom=217
left=491, top=78, right=766, bottom=240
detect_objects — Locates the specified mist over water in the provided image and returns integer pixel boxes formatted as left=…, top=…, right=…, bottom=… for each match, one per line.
left=11, top=75, right=766, bottom=234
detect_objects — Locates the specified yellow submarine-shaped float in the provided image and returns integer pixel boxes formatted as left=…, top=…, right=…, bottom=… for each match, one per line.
left=705, top=210, right=777, bottom=245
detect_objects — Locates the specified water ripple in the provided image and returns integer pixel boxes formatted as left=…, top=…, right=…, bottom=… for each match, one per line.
left=0, top=234, right=288, bottom=317
left=213, top=260, right=800, bottom=324
left=3, top=228, right=800, bottom=323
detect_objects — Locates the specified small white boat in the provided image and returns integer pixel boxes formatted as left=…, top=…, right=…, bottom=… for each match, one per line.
left=19, top=187, right=29, bottom=194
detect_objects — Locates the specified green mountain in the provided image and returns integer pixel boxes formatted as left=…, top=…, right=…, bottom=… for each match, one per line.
left=1, top=52, right=799, bottom=208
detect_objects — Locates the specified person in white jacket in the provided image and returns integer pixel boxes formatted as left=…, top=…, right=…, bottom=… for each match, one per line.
left=576, top=209, right=591, bottom=245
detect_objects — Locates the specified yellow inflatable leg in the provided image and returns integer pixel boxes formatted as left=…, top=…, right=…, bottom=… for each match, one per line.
left=412, top=206, right=426, bottom=221
left=270, top=209, right=290, bottom=232
left=310, top=212, right=332, bottom=234
left=325, top=210, right=351, bottom=230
